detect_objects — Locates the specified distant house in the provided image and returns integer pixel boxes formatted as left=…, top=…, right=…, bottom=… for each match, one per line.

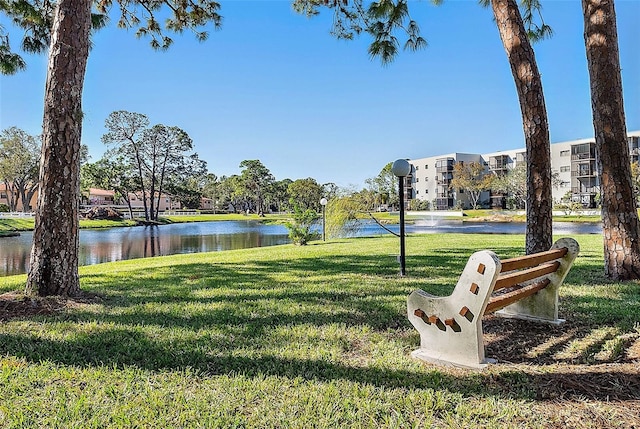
left=87, top=188, right=116, bottom=205
left=0, top=183, right=38, bottom=211
left=200, top=197, right=214, bottom=210
left=127, top=192, right=181, bottom=211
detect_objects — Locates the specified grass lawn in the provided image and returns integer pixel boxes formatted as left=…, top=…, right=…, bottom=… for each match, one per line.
left=0, top=234, right=638, bottom=428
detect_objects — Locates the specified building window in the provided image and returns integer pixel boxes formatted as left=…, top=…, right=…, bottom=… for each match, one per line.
left=560, top=150, right=570, bottom=156
left=415, top=165, right=419, bottom=171
left=0, top=192, right=6, bottom=199
left=416, top=190, right=419, bottom=195
left=560, top=166, right=570, bottom=172
left=425, top=190, right=428, bottom=194
left=415, top=177, right=419, bottom=182
left=425, top=165, right=428, bottom=169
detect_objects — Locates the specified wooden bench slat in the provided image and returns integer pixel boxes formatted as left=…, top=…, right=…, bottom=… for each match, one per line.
left=485, top=278, right=550, bottom=314
left=494, top=261, right=560, bottom=291
left=500, top=247, right=568, bottom=273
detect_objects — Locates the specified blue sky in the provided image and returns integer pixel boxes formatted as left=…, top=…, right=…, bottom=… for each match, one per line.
left=1, top=1, right=639, bottom=188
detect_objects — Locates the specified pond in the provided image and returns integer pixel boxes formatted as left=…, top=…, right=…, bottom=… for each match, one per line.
left=0, top=220, right=602, bottom=276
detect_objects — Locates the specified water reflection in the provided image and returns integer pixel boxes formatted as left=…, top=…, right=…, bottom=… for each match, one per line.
left=1, top=221, right=291, bottom=276
left=0, top=220, right=601, bottom=277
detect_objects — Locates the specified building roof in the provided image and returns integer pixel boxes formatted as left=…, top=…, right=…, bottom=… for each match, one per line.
left=89, top=188, right=115, bottom=197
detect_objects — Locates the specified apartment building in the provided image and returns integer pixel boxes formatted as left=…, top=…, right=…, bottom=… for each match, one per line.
left=408, top=131, right=640, bottom=210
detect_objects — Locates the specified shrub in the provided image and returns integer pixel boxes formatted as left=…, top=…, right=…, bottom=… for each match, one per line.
left=285, top=202, right=320, bottom=245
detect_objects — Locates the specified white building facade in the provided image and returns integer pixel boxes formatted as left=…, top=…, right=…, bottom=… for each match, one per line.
left=407, top=131, right=640, bottom=210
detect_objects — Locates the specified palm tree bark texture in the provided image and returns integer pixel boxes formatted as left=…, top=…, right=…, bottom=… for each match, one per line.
left=491, top=0, right=553, bottom=255
left=26, top=0, right=92, bottom=296
left=583, top=0, right=640, bottom=280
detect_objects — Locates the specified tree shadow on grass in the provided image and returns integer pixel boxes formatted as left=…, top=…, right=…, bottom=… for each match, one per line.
left=2, top=244, right=639, bottom=403
left=0, top=326, right=638, bottom=402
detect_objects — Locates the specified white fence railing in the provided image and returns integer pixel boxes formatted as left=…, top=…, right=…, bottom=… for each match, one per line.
left=0, top=212, right=35, bottom=218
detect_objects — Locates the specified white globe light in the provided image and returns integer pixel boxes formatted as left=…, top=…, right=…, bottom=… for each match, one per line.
left=320, top=197, right=328, bottom=206
left=391, top=159, right=411, bottom=177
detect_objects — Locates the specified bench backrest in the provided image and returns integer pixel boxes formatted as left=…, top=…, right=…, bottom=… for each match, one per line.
left=489, top=237, right=579, bottom=323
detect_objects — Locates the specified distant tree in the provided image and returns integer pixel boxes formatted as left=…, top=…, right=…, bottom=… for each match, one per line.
left=81, top=149, right=139, bottom=219
left=142, top=125, right=203, bottom=219
left=0, top=127, right=40, bottom=212
left=493, top=164, right=527, bottom=209
left=217, top=175, right=244, bottom=212
left=493, top=163, right=562, bottom=210
left=271, top=178, right=293, bottom=213
left=583, top=0, right=640, bottom=280
left=238, top=160, right=275, bottom=216
left=102, top=112, right=203, bottom=221
left=450, top=161, right=494, bottom=210
left=3, top=1, right=222, bottom=297
left=102, top=111, right=152, bottom=219
left=164, top=154, right=208, bottom=209
left=201, top=173, right=221, bottom=212
left=288, top=177, right=324, bottom=211
left=352, top=188, right=378, bottom=212
left=365, top=162, right=397, bottom=210
left=322, top=182, right=339, bottom=200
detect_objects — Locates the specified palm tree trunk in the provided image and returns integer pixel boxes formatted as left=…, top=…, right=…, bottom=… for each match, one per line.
left=25, top=0, right=92, bottom=296
left=491, top=0, right=553, bottom=254
left=583, top=0, right=640, bottom=279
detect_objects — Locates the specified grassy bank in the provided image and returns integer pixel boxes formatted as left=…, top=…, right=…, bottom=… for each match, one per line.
left=0, top=213, right=290, bottom=234
left=1, top=234, right=638, bottom=428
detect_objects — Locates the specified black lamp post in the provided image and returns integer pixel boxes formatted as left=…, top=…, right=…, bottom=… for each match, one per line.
left=391, top=159, right=411, bottom=276
left=320, top=197, right=328, bottom=241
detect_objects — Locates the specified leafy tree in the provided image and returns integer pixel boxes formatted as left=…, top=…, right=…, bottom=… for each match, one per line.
left=238, top=160, right=275, bottom=216
left=101, top=111, right=152, bottom=220
left=216, top=174, right=244, bottom=212
left=287, top=177, right=324, bottom=211
left=0, top=127, right=40, bottom=212
left=164, top=154, right=208, bottom=210
left=271, top=178, right=293, bottom=213
left=81, top=150, right=139, bottom=219
left=493, top=163, right=527, bottom=209
left=493, top=163, right=562, bottom=210
left=102, top=111, right=204, bottom=221
left=141, top=124, right=202, bottom=220
left=285, top=201, right=320, bottom=245
left=365, top=162, right=396, bottom=210
left=582, top=0, right=640, bottom=280
left=3, top=1, right=222, bottom=297
left=293, top=0, right=427, bottom=65
left=450, top=161, right=494, bottom=210
left=201, top=173, right=222, bottom=212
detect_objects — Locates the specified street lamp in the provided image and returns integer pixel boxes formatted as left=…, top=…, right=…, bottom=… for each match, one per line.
left=391, top=159, right=411, bottom=276
left=320, top=197, right=328, bottom=241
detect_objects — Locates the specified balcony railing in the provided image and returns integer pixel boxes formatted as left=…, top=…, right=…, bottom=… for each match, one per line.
left=571, top=169, right=596, bottom=177
left=571, top=153, right=595, bottom=161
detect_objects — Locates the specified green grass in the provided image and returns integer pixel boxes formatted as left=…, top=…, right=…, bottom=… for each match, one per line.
left=0, top=213, right=290, bottom=233
left=0, top=218, right=34, bottom=232
left=1, top=234, right=638, bottom=428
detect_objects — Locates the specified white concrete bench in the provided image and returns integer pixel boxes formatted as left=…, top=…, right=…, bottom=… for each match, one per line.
left=407, top=237, right=580, bottom=369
